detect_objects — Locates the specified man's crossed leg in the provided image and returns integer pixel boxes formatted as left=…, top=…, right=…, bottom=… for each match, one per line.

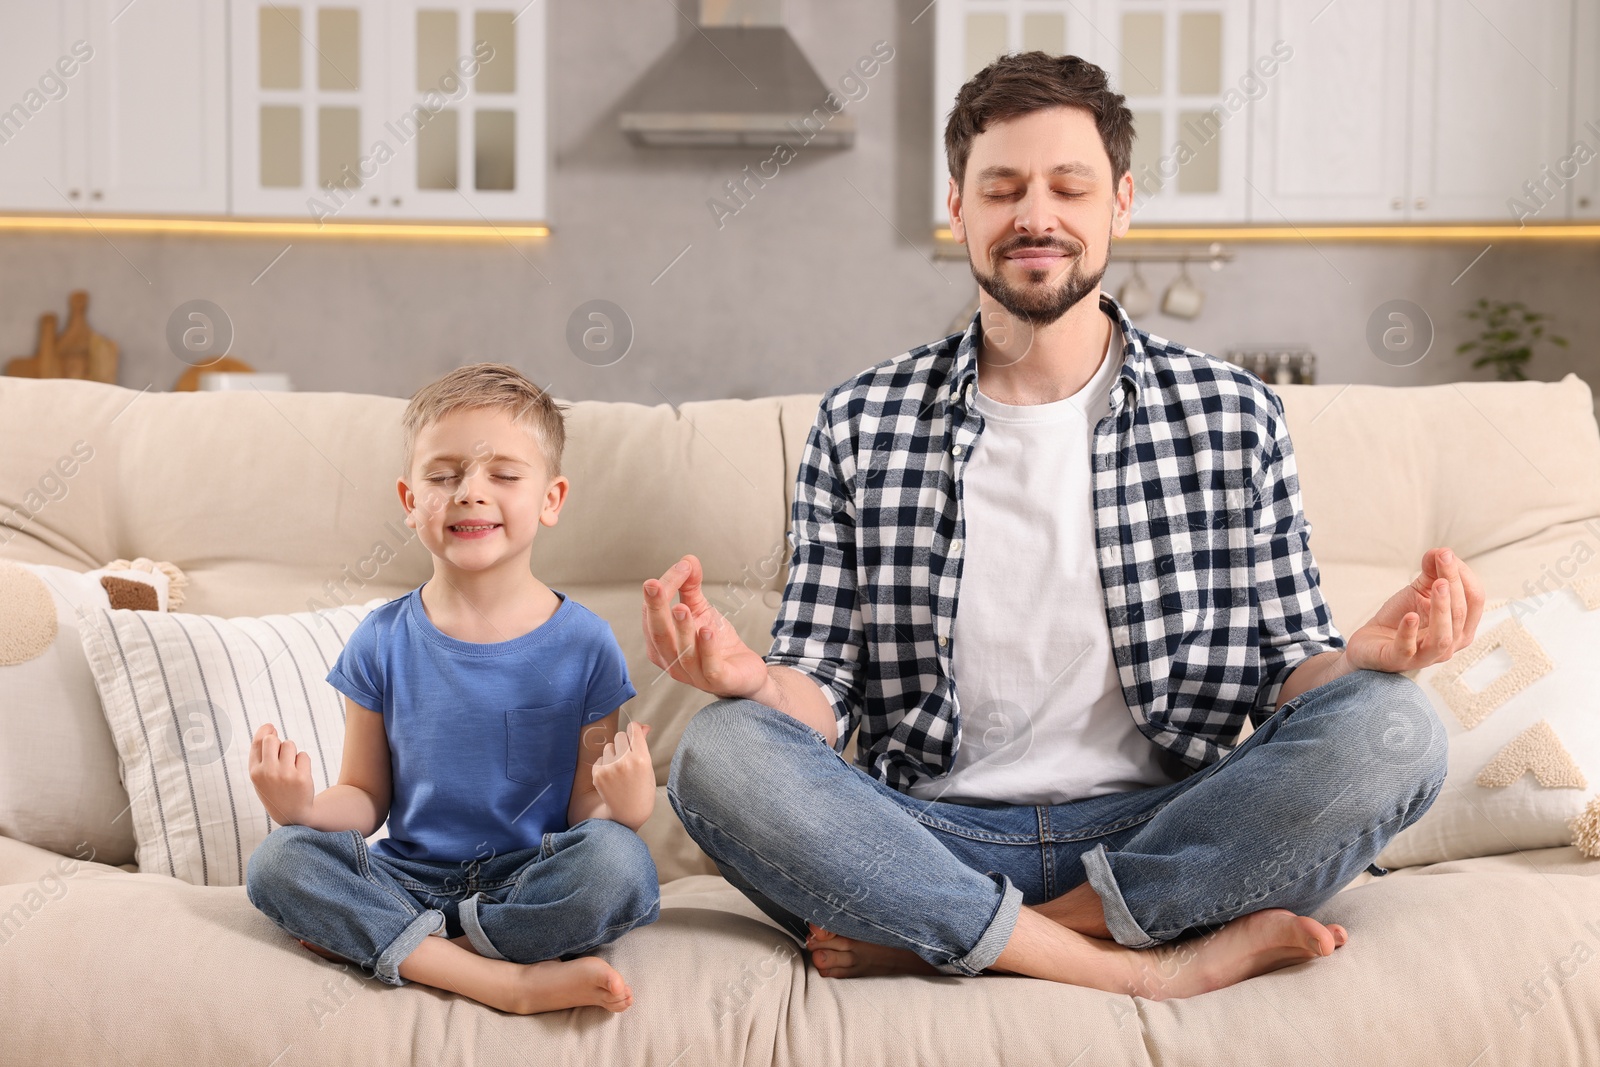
left=667, top=668, right=1446, bottom=999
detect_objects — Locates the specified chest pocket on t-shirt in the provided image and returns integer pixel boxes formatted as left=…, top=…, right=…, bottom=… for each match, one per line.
left=506, top=701, right=581, bottom=787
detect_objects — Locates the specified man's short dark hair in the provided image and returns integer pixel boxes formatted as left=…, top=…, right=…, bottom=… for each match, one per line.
left=943, top=52, right=1135, bottom=192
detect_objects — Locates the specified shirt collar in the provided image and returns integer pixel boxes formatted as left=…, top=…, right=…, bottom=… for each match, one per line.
left=948, top=291, right=1147, bottom=415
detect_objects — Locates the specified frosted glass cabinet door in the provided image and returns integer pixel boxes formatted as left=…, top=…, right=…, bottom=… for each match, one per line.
left=86, top=0, right=228, bottom=214
left=1248, top=0, right=1412, bottom=222
left=930, top=1, right=1248, bottom=228
left=381, top=0, right=546, bottom=221
left=0, top=3, right=90, bottom=211
left=1109, top=0, right=1250, bottom=223
left=230, top=0, right=391, bottom=218
left=930, top=1, right=1119, bottom=230
left=1410, top=0, right=1572, bottom=222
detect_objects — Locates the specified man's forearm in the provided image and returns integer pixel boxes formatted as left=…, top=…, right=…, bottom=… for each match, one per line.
left=751, top=664, right=839, bottom=748
left=1273, top=650, right=1356, bottom=712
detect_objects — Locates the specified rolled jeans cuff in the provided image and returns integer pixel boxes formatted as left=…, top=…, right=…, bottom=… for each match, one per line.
left=460, top=892, right=507, bottom=961
left=934, top=873, right=1023, bottom=977
left=1082, top=842, right=1159, bottom=949
left=375, top=908, right=446, bottom=985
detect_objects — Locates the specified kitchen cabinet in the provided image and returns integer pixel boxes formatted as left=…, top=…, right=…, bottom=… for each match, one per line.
left=230, top=0, right=547, bottom=222
left=1573, top=0, right=1600, bottom=220
left=0, top=0, right=226, bottom=214
left=1250, top=0, right=1572, bottom=223
left=937, top=0, right=1586, bottom=226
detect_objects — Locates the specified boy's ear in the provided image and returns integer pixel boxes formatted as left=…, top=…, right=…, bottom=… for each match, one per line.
left=396, top=476, right=415, bottom=527
left=540, top=475, right=570, bottom=527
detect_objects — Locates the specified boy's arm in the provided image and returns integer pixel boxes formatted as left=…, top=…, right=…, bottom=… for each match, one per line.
left=250, top=696, right=391, bottom=836
left=568, top=709, right=654, bottom=831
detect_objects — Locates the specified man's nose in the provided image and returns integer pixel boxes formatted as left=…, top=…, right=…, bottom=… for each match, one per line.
left=1014, top=183, right=1055, bottom=234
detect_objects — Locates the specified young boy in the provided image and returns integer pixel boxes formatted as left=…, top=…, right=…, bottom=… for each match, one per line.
left=245, top=362, right=660, bottom=1015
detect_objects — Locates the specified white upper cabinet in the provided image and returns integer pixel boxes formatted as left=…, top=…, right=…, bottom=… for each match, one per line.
left=933, top=1, right=1117, bottom=229
left=1247, top=0, right=1412, bottom=222
left=1252, top=0, right=1572, bottom=223
left=1569, top=0, right=1600, bottom=220
left=932, top=0, right=1292, bottom=226
left=1409, top=0, right=1572, bottom=222
left=1108, top=0, right=1252, bottom=223
left=940, top=0, right=1590, bottom=225
left=0, top=4, right=89, bottom=211
left=230, top=0, right=547, bottom=221
left=381, top=2, right=546, bottom=221
left=230, top=1, right=390, bottom=218
left=0, top=1, right=225, bottom=214
left=86, top=0, right=228, bottom=214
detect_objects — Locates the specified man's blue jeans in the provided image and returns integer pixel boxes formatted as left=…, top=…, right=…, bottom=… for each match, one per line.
left=667, top=668, right=1448, bottom=976
left=245, top=819, right=660, bottom=985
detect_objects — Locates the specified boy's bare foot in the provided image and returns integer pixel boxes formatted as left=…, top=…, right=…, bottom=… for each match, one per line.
left=498, top=957, right=633, bottom=1015
left=805, top=922, right=939, bottom=978
left=1128, top=910, right=1349, bottom=1000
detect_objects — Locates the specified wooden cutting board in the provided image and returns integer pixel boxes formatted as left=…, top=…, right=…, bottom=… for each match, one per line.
left=5, top=290, right=119, bottom=383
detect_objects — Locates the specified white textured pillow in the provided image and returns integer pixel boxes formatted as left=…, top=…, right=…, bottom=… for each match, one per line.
left=78, top=597, right=392, bottom=886
left=0, top=559, right=181, bottom=865
left=1378, top=577, right=1600, bottom=868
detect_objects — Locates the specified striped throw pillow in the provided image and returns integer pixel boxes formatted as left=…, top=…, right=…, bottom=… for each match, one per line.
left=77, top=597, right=392, bottom=886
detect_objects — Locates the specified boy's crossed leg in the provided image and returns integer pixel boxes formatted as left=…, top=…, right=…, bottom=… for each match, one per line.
left=248, top=820, right=658, bottom=1014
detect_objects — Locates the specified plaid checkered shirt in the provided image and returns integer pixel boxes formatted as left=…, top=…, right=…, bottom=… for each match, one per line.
left=765, top=292, right=1346, bottom=793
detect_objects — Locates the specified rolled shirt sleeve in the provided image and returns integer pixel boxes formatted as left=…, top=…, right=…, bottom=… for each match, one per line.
left=765, top=399, right=867, bottom=753
left=1250, top=388, right=1345, bottom=724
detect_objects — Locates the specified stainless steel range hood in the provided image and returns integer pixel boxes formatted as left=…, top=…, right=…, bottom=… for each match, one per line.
left=618, top=0, right=855, bottom=148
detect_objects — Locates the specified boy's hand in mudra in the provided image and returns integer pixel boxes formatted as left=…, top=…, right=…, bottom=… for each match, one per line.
left=591, top=721, right=655, bottom=831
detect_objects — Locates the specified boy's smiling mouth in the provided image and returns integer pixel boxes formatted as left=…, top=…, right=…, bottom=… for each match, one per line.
left=448, top=522, right=502, bottom=538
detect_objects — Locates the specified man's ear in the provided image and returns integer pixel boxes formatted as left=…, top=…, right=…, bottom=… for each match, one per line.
left=1111, top=170, right=1134, bottom=238
left=947, top=176, right=967, bottom=245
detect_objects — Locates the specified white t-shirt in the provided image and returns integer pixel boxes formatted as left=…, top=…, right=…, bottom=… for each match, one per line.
left=906, top=314, right=1176, bottom=806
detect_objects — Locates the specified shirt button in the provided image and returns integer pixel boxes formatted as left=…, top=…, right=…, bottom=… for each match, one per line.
left=951, top=444, right=963, bottom=457
left=951, top=538, right=963, bottom=554
left=938, top=635, right=949, bottom=647
left=965, top=384, right=974, bottom=404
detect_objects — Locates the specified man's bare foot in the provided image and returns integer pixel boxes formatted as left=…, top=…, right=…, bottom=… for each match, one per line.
left=1129, top=910, right=1350, bottom=1000
left=805, top=922, right=939, bottom=978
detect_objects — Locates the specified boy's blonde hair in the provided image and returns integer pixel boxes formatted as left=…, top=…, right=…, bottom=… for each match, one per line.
left=402, top=363, right=569, bottom=479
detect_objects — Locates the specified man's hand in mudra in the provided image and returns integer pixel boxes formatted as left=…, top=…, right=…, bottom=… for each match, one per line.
left=642, top=553, right=770, bottom=700
left=1344, top=546, right=1485, bottom=672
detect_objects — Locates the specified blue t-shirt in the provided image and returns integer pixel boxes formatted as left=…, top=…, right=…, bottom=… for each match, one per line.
left=325, top=586, right=637, bottom=864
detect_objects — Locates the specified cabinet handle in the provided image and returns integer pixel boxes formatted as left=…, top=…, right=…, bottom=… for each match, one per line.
left=369, top=196, right=379, bottom=206
left=1582, top=196, right=1593, bottom=209
left=1391, top=197, right=1403, bottom=210
left=69, top=189, right=81, bottom=199
left=1414, top=197, right=1427, bottom=210
left=391, top=197, right=401, bottom=207
left=91, top=190, right=103, bottom=201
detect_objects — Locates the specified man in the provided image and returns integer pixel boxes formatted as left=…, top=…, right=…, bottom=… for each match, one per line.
left=642, top=52, right=1478, bottom=999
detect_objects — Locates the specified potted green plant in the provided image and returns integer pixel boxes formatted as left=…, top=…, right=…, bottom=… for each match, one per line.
left=1456, top=298, right=1568, bottom=382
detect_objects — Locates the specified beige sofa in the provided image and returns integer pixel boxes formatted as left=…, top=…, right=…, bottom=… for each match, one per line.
left=3, top=370, right=1599, bottom=1066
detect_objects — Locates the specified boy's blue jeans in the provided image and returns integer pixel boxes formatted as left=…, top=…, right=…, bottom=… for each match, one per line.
left=668, top=668, right=1448, bottom=976
left=245, top=818, right=660, bottom=986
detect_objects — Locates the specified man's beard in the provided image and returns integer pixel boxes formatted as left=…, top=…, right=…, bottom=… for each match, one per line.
left=969, top=232, right=1109, bottom=326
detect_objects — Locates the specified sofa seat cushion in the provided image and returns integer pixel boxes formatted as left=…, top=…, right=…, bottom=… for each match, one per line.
left=2, top=834, right=1596, bottom=1067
